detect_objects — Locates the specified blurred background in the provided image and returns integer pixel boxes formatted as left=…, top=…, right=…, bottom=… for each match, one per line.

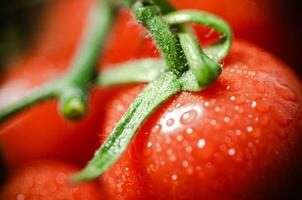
left=0, top=0, right=301, bottom=76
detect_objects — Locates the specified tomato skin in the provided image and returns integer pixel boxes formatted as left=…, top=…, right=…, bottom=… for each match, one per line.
left=1, top=160, right=103, bottom=200
left=99, top=41, right=302, bottom=200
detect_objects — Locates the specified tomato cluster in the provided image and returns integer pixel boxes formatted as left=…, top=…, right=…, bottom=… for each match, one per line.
left=1, top=0, right=302, bottom=199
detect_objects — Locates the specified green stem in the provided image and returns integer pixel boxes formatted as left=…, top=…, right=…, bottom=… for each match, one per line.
left=72, top=4, right=234, bottom=183
left=0, top=59, right=165, bottom=123
left=58, top=0, right=117, bottom=120
left=72, top=72, right=181, bottom=182
left=179, top=33, right=221, bottom=91
left=163, top=10, right=233, bottom=91
left=0, top=83, right=58, bottom=123
left=98, top=59, right=165, bottom=86
left=0, top=0, right=117, bottom=121
left=164, top=10, right=233, bottom=62
left=133, top=1, right=187, bottom=76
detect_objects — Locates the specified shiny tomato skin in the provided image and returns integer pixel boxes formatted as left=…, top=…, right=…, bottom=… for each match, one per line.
left=1, top=160, right=103, bottom=200
left=99, top=41, right=302, bottom=200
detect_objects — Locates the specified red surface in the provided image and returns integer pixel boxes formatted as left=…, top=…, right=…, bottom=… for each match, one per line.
left=99, top=41, right=302, bottom=200
left=1, top=160, right=103, bottom=200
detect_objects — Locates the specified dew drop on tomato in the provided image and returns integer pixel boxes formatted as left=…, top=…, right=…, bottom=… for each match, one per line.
left=180, top=109, right=198, bottom=124
left=166, top=118, right=175, bottom=127
left=197, top=139, right=206, bottom=149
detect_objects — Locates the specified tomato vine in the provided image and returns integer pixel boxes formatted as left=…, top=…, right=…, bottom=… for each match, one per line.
left=0, top=0, right=233, bottom=182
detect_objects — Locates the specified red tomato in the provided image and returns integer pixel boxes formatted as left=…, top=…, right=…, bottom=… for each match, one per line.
left=1, top=160, right=103, bottom=200
left=99, top=41, right=302, bottom=200
left=0, top=0, right=148, bottom=170
left=0, top=0, right=102, bottom=170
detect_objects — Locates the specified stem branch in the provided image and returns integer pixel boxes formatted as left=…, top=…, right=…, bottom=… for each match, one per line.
left=133, top=1, right=187, bottom=76
left=59, top=0, right=117, bottom=119
left=72, top=72, right=181, bottom=182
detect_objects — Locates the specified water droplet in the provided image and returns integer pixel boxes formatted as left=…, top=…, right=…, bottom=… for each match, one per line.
left=224, top=117, right=230, bottom=123
left=204, top=101, right=210, bottom=107
left=251, top=101, right=257, bottom=108
left=228, top=148, right=236, bottom=156
left=166, top=118, right=175, bottom=127
left=186, top=127, right=193, bottom=134
left=177, top=135, right=184, bottom=142
left=167, top=148, right=173, bottom=155
left=180, top=109, right=198, bottom=124
left=182, top=160, right=189, bottom=168
left=230, top=95, right=246, bottom=105
left=173, top=104, right=180, bottom=109
left=116, top=104, right=124, bottom=111
left=246, top=126, right=254, bottom=133
left=214, top=106, right=221, bottom=112
left=151, top=124, right=161, bottom=133
left=171, top=174, right=178, bottom=181
left=197, top=139, right=206, bottom=149
left=147, top=142, right=152, bottom=148
left=210, top=120, right=217, bottom=126
left=275, top=84, right=296, bottom=101
left=235, top=130, right=242, bottom=136
left=169, top=155, right=177, bottom=162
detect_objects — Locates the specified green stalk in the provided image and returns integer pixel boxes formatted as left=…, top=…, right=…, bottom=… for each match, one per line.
left=0, top=59, right=165, bottom=123
left=58, top=0, right=117, bottom=119
left=164, top=10, right=233, bottom=62
left=73, top=5, right=233, bottom=182
left=0, top=83, right=58, bottom=123
left=163, top=10, right=233, bottom=91
left=0, top=0, right=117, bottom=122
left=98, top=59, right=165, bottom=86
left=133, top=1, right=188, bottom=76
left=72, top=72, right=181, bottom=182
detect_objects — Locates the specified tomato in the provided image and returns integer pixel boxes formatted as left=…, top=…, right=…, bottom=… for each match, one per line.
left=0, top=0, right=301, bottom=193
left=99, top=41, right=302, bottom=200
left=1, top=160, right=103, bottom=200
left=0, top=0, right=103, bottom=170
